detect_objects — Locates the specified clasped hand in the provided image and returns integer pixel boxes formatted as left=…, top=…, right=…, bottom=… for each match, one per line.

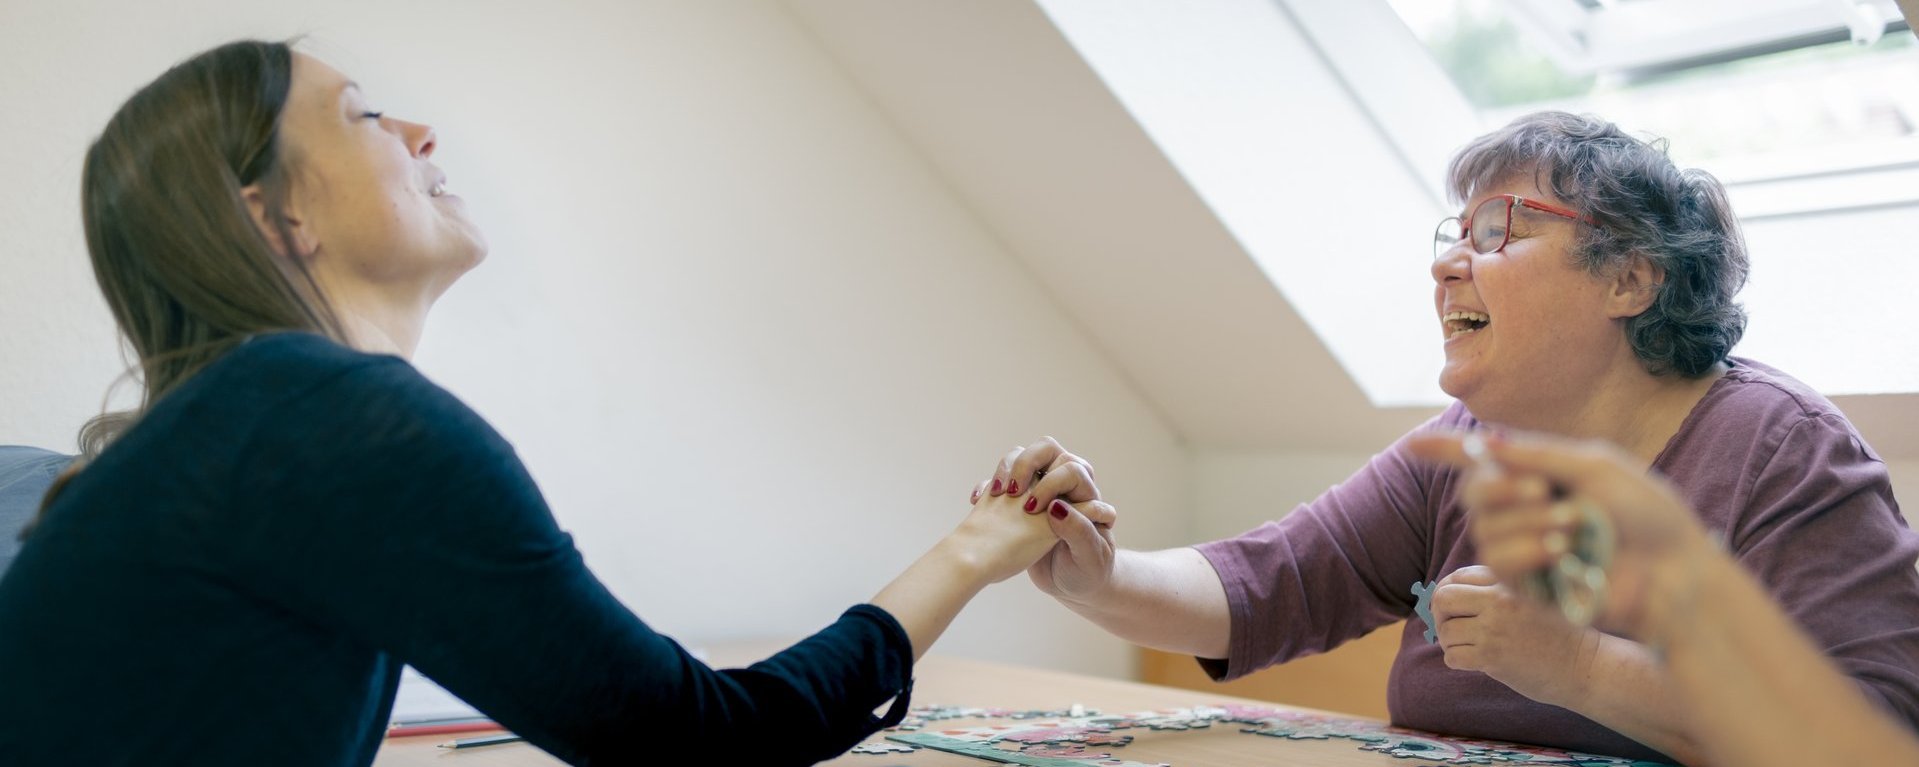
left=958, top=437, right=1118, bottom=602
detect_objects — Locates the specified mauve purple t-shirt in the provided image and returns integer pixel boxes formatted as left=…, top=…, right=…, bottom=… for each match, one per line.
left=1194, top=358, right=1919, bottom=761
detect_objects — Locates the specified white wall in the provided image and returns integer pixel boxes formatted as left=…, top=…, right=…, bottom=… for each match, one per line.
left=0, top=0, right=1190, bottom=678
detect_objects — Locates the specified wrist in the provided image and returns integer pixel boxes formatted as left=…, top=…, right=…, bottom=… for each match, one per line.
left=1057, top=547, right=1128, bottom=613
left=928, top=535, right=994, bottom=591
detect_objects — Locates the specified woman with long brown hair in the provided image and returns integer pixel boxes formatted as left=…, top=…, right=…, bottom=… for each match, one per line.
left=0, top=40, right=1113, bottom=766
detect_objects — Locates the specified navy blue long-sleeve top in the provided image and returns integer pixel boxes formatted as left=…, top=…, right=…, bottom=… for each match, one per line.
left=0, top=332, right=914, bottom=765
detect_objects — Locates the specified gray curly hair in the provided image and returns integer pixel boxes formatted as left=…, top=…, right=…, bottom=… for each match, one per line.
left=1448, top=111, right=1749, bottom=378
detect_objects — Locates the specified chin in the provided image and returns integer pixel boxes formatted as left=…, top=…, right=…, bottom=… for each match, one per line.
left=451, top=235, right=489, bottom=272
left=1437, top=364, right=1471, bottom=402
left=1438, top=369, right=1502, bottom=423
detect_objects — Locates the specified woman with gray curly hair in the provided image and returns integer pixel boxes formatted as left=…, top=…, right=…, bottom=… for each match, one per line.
left=977, top=111, right=1919, bottom=763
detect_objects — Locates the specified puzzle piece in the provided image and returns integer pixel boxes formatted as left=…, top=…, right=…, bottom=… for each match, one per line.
left=887, top=732, right=1168, bottom=767
left=1412, top=580, right=1439, bottom=644
left=1241, top=711, right=1672, bottom=766
left=849, top=740, right=919, bottom=754
left=914, top=705, right=990, bottom=721
left=877, top=703, right=1671, bottom=767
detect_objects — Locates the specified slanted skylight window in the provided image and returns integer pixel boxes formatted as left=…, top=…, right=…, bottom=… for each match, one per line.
left=1386, top=0, right=1919, bottom=217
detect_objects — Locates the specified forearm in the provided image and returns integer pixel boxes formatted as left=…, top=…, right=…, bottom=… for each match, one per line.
left=869, top=540, right=990, bottom=662
left=1059, top=547, right=1232, bottom=659
left=1553, top=634, right=1704, bottom=764
left=1656, top=553, right=1919, bottom=767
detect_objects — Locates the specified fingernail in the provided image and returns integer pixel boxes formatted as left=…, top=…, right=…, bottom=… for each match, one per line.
left=1024, top=496, right=1038, bottom=513
left=1050, top=500, right=1069, bottom=520
left=971, top=490, right=980, bottom=504
left=1008, top=480, right=1020, bottom=495
left=991, top=479, right=1003, bottom=495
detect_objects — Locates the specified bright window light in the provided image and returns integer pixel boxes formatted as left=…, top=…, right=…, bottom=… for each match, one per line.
left=1386, top=0, right=1919, bottom=212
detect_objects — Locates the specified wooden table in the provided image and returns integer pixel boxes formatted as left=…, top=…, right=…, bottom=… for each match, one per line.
left=374, top=649, right=1603, bottom=767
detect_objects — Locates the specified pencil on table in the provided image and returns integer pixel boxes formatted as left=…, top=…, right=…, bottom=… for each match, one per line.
left=438, top=733, right=526, bottom=749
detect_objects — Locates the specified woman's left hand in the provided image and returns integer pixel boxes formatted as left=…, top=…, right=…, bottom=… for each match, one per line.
left=1430, top=565, right=1601, bottom=708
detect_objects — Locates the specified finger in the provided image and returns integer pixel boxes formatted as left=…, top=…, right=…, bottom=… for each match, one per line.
left=1025, top=461, right=1101, bottom=515
left=1478, top=433, right=1637, bottom=494
left=1007, top=436, right=1067, bottom=496
left=1075, top=499, right=1118, bottom=529
left=1048, top=449, right=1096, bottom=482
left=1045, top=499, right=1114, bottom=569
left=1470, top=500, right=1578, bottom=557
left=1430, top=581, right=1495, bottom=621
left=1406, top=431, right=1476, bottom=470
left=991, top=445, right=1026, bottom=497
left=1461, top=471, right=1553, bottom=513
left=970, top=477, right=992, bottom=505
left=1479, top=538, right=1560, bottom=583
left=1442, top=565, right=1499, bottom=587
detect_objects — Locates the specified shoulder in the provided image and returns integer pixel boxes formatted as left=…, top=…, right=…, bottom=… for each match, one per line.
left=224, top=340, right=536, bottom=531
left=1371, top=401, right=1476, bottom=475
left=1686, top=357, right=1875, bottom=459
left=243, top=337, right=496, bottom=452
left=161, top=332, right=412, bottom=418
left=222, top=330, right=391, bottom=377
left=172, top=333, right=511, bottom=483
left=1715, top=357, right=1846, bottom=420
left=1661, top=358, right=1887, bottom=537
left=1338, top=402, right=1473, bottom=501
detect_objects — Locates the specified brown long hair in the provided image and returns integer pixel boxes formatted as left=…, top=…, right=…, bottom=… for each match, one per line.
left=34, top=40, right=343, bottom=531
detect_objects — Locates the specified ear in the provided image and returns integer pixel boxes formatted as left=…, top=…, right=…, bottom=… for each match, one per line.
left=239, top=184, right=316, bottom=260
left=1606, top=253, right=1663, bottom=319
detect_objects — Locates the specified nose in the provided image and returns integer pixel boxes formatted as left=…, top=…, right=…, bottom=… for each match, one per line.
left=1432, top=239, right=1471, bottom=285
left=396, top=118, right=437, bottom=159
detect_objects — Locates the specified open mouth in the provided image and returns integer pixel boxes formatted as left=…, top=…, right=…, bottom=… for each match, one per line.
left=1444, top=310, right=1490, bottom=340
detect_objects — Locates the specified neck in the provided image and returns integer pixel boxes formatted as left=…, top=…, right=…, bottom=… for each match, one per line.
left=1489, top=359, right=1727, bottom=467
left=323, top=285, right=435, bottom=360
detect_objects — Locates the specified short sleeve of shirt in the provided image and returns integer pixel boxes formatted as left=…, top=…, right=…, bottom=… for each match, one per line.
left=1192, top=406, right=1472, bottom=681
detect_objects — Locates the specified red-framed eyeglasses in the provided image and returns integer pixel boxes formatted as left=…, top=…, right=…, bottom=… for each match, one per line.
left=1433, top=194, right=1598, bottom=260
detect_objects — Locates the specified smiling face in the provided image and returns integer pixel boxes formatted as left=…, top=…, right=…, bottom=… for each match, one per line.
left=1431, top=174, right=1632, bottom=423
left=270, top=53, right=486, bottom=305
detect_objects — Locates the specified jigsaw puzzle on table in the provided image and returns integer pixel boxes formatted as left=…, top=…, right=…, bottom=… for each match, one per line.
left=851, top=704, right=1673, bottom=767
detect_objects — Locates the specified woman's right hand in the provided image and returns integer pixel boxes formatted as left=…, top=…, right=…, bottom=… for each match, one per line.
left=970, top=437, right=1119, bottom=606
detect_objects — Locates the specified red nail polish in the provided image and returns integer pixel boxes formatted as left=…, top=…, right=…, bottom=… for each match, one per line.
left=1050, top=500, right=1069, bottom=520
left=991, top=479, right=1003, bottom=494
left=1008, top=480, right=1020, bottom=495
left=1024, top=496, right=1038, bottom=513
